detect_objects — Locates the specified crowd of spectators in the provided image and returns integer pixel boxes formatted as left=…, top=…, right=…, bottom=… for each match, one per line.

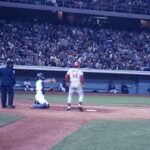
left=1, top=0, right=150, bottom=15
left=0, top=19, right=150, bottom=71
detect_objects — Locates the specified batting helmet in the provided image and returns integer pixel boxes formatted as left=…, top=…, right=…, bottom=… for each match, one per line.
left=37, top=72, right=45, bottom=80
left=74, top=62, right=80, bottom=68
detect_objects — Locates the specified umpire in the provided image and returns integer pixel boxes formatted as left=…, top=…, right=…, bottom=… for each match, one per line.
left=0, top=60, right=16, bottom=108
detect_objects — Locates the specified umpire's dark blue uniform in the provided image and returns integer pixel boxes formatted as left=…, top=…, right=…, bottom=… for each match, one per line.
left=0, top=61, right=16, bottom=108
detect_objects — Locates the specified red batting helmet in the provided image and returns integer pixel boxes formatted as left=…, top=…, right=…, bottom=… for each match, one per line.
left=74, top=62, right=80, bottom=68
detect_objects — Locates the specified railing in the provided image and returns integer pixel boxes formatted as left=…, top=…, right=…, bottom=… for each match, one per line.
left=0, top=0, right=149, bottom=15
left=8, top=65, right=150, bottom=94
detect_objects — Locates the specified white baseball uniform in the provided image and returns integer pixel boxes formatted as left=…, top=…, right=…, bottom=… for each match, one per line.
left=66, top=68, right=84, bottom=104
left=35, top=79, right=49, bottom=105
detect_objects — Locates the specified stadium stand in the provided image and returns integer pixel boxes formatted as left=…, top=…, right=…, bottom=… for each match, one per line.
left=0, top=0, right=150, bottom=94
left=0, top=19, right=150, bottom=71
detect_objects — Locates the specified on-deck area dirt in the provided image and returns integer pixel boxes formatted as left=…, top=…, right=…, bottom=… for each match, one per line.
left=1, top=99, right=150, bottom=150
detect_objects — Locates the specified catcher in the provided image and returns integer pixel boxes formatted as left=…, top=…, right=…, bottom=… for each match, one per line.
left=31, top=72, right=56, bottom=109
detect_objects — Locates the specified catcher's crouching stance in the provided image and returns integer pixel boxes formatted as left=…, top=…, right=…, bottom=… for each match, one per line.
left=31, top=73, right=56, bottom=109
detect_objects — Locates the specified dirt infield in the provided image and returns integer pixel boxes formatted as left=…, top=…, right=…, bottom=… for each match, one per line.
left=1, top=100, right=150, bottom=150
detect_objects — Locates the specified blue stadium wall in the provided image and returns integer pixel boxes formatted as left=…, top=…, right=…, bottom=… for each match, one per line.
left=15, top=68, right=150, bottom=95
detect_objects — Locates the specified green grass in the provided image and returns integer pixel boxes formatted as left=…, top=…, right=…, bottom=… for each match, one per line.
left=15, top=92, right=150, bottom=106
left=0, top=113, right=22, bottom=127
left=13, top=93, right=150, bottom=150
left=51, top=120, right=150, bottom=150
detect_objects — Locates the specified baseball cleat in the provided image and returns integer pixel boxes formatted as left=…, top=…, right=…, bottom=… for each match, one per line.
left=2, top=106, right=7, bottom=109
left=78, top=106, right=84, bottom=112
left=67, top=107, right=71, bottom=111
left=7, top=105, right=15, bottom=109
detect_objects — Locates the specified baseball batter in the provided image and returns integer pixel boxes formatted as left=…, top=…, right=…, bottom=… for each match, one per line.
left=31, top=72, right=55, bottom=109
left=65, top=62, right=84, bottom=111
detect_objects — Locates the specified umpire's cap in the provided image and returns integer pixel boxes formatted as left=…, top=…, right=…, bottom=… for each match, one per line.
left=6, top=60, right=14, bottom=68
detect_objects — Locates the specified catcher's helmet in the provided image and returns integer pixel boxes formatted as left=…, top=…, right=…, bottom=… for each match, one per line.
left=74, top=62, right=80, bottom=68
left=37, top=72, right=45, bottom=80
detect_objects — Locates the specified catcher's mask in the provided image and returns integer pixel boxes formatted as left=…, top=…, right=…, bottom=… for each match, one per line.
left=37, top=72, right=45, bottom=80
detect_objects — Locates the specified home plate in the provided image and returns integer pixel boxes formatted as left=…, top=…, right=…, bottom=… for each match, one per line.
left=85, top=109, right=97, bottom=112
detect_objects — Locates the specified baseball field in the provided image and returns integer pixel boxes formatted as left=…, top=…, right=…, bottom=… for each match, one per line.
left=1, top=92, right=150, bottom=150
